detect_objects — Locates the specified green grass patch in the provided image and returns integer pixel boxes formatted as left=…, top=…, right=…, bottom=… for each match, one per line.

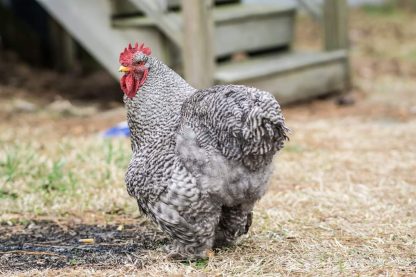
left=362, top=3, right=397, bottom=16
left=405, top=49, right=416, bottom=61
left=192, top=258, right=209, bottom=269
left=0, top=188, right=18, bottom=200
left=1, top=151, right=22, bottom=182
left=181, top=258, right=209, bottom=270
left=283, top=144, right=305, bottom=153
left=0, top=138, right=133, bottom=216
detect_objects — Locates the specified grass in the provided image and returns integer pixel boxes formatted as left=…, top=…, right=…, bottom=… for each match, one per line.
left=1, top=7, right=416, bottom=276
left=0, top=188, right=18, bottom=200
left=0, top=138, right=133, bottom=217
left=362, top=3, right=397, bottom=15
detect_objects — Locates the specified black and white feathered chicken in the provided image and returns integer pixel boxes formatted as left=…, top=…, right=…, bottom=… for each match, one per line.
left=118, top=43, right=288, bottom=259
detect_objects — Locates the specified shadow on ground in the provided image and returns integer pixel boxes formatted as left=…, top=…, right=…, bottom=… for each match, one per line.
left=0, top=220, right=167, bottom=271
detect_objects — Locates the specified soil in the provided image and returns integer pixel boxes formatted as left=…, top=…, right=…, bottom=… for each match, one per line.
left=0, top=220, right=167, bottom=272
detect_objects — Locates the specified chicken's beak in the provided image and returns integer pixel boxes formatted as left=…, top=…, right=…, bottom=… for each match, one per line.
left=118, top=66, right=130, bottom=73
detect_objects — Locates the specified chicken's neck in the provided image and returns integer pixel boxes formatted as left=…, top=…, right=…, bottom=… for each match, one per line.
left=125, top=61, right=195, bottom=152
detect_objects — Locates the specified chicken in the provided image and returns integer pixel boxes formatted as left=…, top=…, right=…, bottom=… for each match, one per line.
left=119, top=43, right=288, bottom=259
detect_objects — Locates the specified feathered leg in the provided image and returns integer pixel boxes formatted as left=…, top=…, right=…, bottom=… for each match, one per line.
left=214, top=204, right=254, bottom=248
left=150, top=200, right=221, bottom=260
left=161, top=215, right=219, bottom=260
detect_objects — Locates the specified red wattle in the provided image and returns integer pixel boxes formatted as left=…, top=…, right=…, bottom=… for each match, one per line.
left=125, top=74, right=136, bottom=97
left=119, top=69, right=148, bottom=99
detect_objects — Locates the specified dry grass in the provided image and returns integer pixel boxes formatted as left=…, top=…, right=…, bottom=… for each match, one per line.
left=0, top=135, right=132, bottom=216
left=1, top=7, right=416, bottom=277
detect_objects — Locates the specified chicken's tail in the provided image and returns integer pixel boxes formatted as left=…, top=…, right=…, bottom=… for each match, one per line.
left=241, top=96, right=289, bottom=170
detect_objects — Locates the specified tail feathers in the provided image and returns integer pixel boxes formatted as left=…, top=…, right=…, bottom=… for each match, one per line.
left=241, top=101, right=289, bottom=170
left=177, top=85, right=289, bottom=171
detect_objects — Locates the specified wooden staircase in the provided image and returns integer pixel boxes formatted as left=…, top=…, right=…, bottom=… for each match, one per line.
left=113, top=3, right=296, bottom=58
left=35, top=0, right=350, bottom=104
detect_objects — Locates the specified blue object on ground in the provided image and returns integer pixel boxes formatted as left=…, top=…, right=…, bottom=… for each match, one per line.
left=102, top=121, right=130, bottom=137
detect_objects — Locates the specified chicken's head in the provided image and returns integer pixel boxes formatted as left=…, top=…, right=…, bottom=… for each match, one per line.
left=118, top=42, right=152, bottom=99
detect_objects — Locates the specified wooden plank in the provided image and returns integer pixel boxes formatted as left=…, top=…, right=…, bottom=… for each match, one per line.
left=214, top=3, right=296, bottom=56
left=215, top=51, right=349, bottom=104
left=110, top=0, right=240, bottom=15
left=323, top=0, right=348, bottom=50
left=113, top=3, right=296, bottom=57
left=113, top=4, right=296, bottom=26
left=214, top=2, right=295, bottom=23
left=169, top=0, right=239, bottom=8
left=36, top=0, right=167, bottom=79
left=128, top=0, right=183, bottom=47
left=323, top=0, right=350, bottom=90
left=256, top=62, right=347, bottom=104
left=182, top=0, right=215, bottom=88
left=215, top=11, right=294, bottom=57
left=215, top=50, right=348, bottom=82
left=219, top=60, right=347, bottom=104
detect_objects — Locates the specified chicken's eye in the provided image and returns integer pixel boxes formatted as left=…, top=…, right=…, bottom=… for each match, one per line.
left=134, top=61, right=145, bottom=66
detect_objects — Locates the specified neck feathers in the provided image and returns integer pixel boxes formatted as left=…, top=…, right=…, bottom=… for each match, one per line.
left=125, top=58, right=195, bottom=146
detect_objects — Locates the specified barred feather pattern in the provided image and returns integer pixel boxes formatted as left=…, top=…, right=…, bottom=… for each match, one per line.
left=179, top=85, right=289, bottom=171
left=124, top=55, right=288, bottom=259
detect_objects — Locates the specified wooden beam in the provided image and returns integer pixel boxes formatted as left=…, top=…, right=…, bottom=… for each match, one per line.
left=296, top=0, right=322, bottom=22
left=49, top=17, right=77, bottom=72
left=128, top=0, right=183, bottom=47
left=323, top=0, right=348, bottom=51
left=323, top=0, right=351, bottom=91
left=181, top=0, right=215, bottom=89
left=109, top=0, right=141, bottom=17
left=36, top=0, right=167, bottom=79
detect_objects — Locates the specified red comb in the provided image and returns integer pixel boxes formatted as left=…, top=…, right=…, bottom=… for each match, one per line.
left=119, top=42, right=152, bottom=65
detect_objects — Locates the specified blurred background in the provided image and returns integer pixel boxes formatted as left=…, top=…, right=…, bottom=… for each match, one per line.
left=0, top=0, right=415, bottom=274
left=0, top=0, right=414, bottom=108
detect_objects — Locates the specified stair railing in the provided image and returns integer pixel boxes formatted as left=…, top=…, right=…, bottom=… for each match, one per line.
left=128, top=0, right=183, bottom=47
left=297, top=0, right=348, bottom=51
left=296, top=0, right=322, bottom=21
left=322, top=0, right=348, bottom=50
left=181, top=0, right=215, bottom=89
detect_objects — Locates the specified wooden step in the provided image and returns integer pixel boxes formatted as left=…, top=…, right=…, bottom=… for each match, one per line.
left=113, top=3, right=296, bottom=57
left=215, top=50, right=349, bottom=104
left=110, top=0, right=241, bottom=16
left=167, top=0, right=240, bottom=9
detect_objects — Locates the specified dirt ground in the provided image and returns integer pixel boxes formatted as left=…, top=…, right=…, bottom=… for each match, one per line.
left=0, top=7, right=416, bottom=276
left=0, top=219, right=166, bottom=271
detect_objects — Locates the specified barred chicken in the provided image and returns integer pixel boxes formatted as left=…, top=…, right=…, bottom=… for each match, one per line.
left=118, top=43, right=288, bottom=259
